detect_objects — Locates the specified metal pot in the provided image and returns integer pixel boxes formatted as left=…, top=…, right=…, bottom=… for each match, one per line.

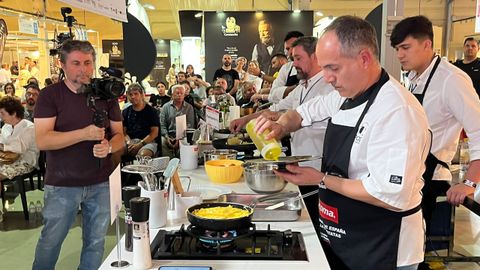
left=203, top=149, right=238, bottom=163
left=243, top=163, right=287, bottom=194
left=186, top=202, right=253, bottom=231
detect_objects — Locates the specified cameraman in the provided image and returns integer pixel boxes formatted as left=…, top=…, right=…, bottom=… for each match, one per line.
left=32, top=40, right=124, bottom=270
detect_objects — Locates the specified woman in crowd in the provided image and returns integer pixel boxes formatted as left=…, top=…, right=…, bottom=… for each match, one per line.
left=2, top=83, right=16, bottom=97
left=149, top=81, right=171, bottom=110
left=185, top=64, right=200, bottom=78
left=0, top=96, right=39, bottom=181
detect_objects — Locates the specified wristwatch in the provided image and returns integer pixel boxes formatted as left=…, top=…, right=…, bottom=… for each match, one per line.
left=140, top=140, right=146, bottom=146
left=462, top=179, right=477, bottom=188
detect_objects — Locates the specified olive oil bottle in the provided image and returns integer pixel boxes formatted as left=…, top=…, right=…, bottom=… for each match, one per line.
left=246, top=119, right=282, bottom=160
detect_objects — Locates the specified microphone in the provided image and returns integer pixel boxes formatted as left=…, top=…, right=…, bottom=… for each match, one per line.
left=99, top=66, right=123, bottom=78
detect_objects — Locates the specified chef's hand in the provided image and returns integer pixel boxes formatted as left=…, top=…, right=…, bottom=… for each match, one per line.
left=446, top=184, right=474, bottom=206
left=93, top=139, right=110, bottom=158
left=273, top=164, right=323, bottom=186
left=229, top=117, right=248, bottom=133
left=254, top=115, right=286, bottom=140
left=260, top=110, right=281, bottom=121
left=83, top=125, right=105, bottom=141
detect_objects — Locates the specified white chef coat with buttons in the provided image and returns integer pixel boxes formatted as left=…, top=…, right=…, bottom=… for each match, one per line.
left=297, top=77, right=430, bottom=266
left=408, top=57, right=480, bottom=181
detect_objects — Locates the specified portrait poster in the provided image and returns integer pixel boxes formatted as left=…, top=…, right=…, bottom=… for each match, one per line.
left=204, top=11, right=313, bottom=80
left=102, top=40, right=124, bottom=60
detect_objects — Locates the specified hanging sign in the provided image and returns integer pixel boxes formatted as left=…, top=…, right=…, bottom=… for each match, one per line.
left=59, top=0, right=127, bottom=22
left=18, top=17, right=39, bottom=35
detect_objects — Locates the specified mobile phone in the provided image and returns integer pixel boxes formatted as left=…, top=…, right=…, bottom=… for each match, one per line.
left=158, top=267, right=212, bottom=270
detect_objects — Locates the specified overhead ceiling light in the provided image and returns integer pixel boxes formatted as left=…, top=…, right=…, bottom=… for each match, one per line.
left=194, top=12, right=202, bottom=18
left=142, top=4, right=155, bottom=10
left=316, top=11, right=324, bottom=16
left=293, top=10, right=301, bottom=13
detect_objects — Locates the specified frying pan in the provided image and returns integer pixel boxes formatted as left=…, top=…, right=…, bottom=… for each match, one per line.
left=186, top=202, right=253, bottom=231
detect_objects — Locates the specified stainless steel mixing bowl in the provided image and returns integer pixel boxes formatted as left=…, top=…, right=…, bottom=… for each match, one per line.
left=243, top=163, right=287, bottom=194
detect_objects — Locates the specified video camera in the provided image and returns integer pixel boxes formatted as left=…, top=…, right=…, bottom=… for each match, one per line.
left=49, top=7, right=76, bottom=56
left=81, top=67, right=125, bottom=100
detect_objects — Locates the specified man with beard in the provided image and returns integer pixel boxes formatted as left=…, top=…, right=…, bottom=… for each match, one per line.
left=23, top=83, right=40, bottom=122
left=230, top=37, right=334, bottom=231
left=213, top=54, right=240, bottom=97
left=33, top=40, right=124, bottom=270
left=251, top=20, right=284, bottom=75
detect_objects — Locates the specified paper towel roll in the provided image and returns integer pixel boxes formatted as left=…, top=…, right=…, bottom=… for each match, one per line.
left=180, top=141, right=198, bottom=170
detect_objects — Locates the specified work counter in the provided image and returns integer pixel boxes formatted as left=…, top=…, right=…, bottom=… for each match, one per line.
left=99, top=167, right=331, bottom=270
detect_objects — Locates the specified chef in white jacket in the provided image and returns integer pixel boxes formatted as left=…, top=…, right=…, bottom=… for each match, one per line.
left=254, top=16, right=430, bottom=270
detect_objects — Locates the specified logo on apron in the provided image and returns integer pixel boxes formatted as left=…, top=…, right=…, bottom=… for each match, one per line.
left=319, top=201, right=339, bottom=224
left=354, top=122, right=369, bottom=144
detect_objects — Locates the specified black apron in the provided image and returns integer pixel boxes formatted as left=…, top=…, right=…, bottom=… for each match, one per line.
left=410, top=56, right=449, bottom=180
left=411, top=56, right=450, bottom=236
left=319, top=69, right=421, bottom=269
left=285, top=64, right=299, bottom=86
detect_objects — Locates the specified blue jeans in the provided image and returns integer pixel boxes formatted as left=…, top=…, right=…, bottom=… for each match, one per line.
left=32, top=182, right=110, bottom=270
left=397, top=263, right=419, bottom=270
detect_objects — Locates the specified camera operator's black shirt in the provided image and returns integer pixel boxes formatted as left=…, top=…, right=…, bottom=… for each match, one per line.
left=122, top=103, right=160, bottom=140
left=34, top=81, right=122, bottom=187
left=454, top=58, right=480, bottom=98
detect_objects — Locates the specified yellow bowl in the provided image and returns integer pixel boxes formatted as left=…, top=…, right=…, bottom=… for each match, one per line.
left=204, top=159, right=244, bottom=183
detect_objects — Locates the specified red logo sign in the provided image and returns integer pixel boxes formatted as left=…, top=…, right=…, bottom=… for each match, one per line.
left=319, top=201, right=339, bottom=224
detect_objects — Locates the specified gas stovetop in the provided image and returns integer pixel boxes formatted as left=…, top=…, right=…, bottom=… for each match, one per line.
left=150, top=224, right=308, bottom=261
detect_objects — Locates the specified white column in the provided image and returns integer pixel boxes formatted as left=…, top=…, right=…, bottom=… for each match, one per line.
left=380, top=0, right=404, bottom=81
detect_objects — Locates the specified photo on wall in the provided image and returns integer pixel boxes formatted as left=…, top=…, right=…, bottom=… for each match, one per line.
left=204, top=11, right=313, bottom=81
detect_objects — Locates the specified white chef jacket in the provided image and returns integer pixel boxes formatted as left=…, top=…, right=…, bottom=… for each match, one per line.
left=408, top=56, right=480, bottom=181
left=268, top=61, right=297, bottom=103
left=0, top=119, right=39, bottom=168
left=297, top=77, right=430, bottom=266
left=270, top=71, right=334, bottom=170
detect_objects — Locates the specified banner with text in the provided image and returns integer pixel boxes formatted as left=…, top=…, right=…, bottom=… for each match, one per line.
left=59, top=0, right=127, bottom=22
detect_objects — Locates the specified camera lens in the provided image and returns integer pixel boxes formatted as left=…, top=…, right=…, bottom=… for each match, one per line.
left=107, top=81, right=126, bottom=98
